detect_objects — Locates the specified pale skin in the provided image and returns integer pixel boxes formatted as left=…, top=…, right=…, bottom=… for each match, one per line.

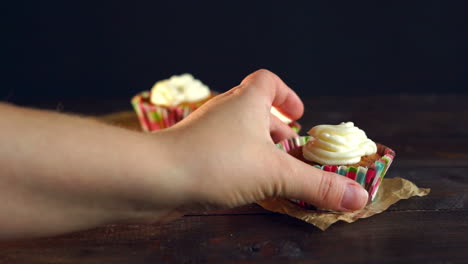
left=0, top=69, right=368, bottom=241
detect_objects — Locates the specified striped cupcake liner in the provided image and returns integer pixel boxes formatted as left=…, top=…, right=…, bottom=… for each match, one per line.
left=288, top=121, right=301, bottom=133
left=131, top=91, right=204, bottom=132
left=276, top=136, right=395, bottom=205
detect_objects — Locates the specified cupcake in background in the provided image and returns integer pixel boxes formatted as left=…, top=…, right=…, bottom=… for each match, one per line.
left=276, top=122, right=395, bottom=207
left=132, top=73, right=216, bottom=131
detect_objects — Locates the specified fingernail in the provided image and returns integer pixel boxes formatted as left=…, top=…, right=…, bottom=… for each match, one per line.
left=341, top=184, right=369, bottom=211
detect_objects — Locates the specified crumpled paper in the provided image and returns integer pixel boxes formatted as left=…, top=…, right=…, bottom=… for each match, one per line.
left=257, top=177, right=430, bottom=230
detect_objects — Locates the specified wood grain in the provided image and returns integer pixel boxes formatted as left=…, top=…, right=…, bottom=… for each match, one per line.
left=1, top=211, right=467, bottom=263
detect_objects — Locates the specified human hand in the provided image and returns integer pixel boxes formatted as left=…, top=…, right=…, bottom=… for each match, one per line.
left=160, top=69, right=368, bottom=213
left=0, top=70, right=368, bottom=239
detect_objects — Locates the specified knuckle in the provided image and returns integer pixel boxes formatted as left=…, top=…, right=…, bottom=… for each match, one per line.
left=255, top=68, right=273, bottom=76
left=268, top=152, right=294, bottom=196
left=242, top=69, right=274, bottom=85
left=316, top=171, right=338, bottom=204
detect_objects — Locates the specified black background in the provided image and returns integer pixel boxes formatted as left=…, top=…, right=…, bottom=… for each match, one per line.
left=3, top=1, right=467, bottom=108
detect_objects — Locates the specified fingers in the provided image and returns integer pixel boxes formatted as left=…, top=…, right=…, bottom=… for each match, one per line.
left=274, top=151, right=369, bottom=211
left=269, top=114, right=298, bottom=143
left=240, top=69, right=304, bottom=121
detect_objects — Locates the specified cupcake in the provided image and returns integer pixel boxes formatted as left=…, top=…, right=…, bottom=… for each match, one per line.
left=270, top=107, right=301, bottom=132
left=276, top=122, right=395, bottom=207
left=132, top=73, right=216, bottom=131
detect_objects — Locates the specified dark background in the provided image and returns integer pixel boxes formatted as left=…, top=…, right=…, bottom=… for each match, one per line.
left=2, top=1, right=467, bottom=109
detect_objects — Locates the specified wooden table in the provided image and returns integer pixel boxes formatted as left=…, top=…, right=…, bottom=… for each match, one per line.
left=1, top=95, right=467, bottom=263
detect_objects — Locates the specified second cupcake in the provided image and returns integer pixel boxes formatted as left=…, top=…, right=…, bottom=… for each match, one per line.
left=132, top=73, right=216, bottom=131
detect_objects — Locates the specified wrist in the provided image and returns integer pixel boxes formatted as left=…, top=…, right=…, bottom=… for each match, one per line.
left=112, top=129, right=195, bottom=223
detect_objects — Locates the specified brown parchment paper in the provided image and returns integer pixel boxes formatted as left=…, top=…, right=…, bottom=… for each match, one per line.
left=257, top=177, right=430, bottom=230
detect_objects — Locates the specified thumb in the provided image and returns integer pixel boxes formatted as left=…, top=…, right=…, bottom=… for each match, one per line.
left=275, top=150, right=369, bottom=211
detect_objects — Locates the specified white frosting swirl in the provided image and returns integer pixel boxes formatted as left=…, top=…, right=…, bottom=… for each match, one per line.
left=150, top=73, right=210, bottom=106
left=271, top=107, right=292, bottom=124
left=302, top=122, right=377, bottom=165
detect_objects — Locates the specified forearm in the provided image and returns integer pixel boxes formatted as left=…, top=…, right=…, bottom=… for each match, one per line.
left=0, top=103, right=189, bottom=240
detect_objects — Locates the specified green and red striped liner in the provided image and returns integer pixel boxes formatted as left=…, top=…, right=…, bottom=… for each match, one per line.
left=276, top=136, right=395, bottom=206
left=132, top=91, right=301, bottom=132
left=288, top=121, right=301, bottom=133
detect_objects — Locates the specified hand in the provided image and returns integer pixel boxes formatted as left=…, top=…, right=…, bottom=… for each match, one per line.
left=162, top=69, right=368, bottom=212
left=0, top=69, right=368, bottom=240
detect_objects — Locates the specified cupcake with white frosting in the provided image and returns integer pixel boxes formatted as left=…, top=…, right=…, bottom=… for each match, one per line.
left=277, top=122, right=395, bottom=204
left=132, top=74, right=216, bottom=131
left=302, top=122, right=380, bottom=167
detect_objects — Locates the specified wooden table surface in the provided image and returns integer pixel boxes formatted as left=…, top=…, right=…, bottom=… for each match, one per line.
left=1, top=95, right=467, bottom=263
